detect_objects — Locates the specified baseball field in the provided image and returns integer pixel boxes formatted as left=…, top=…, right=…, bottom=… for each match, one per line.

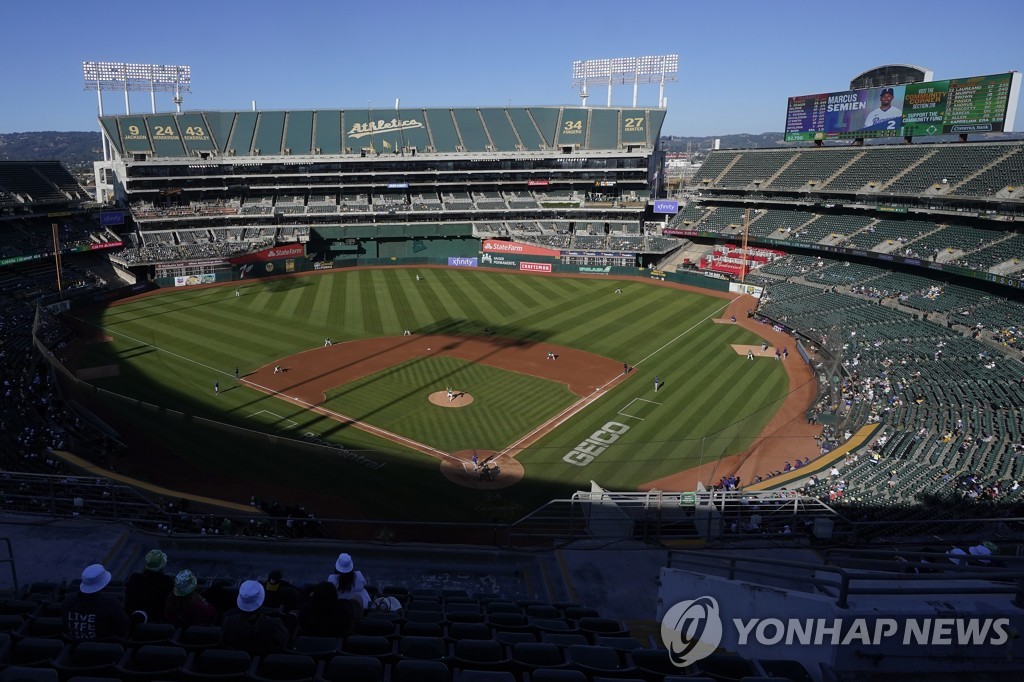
left=68, top=267, right=801, bottom=521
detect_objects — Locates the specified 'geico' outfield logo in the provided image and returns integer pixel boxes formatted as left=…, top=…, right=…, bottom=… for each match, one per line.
left=563, top=422, right=630, bottom=466
left=661, top=597, right=723, bottom=668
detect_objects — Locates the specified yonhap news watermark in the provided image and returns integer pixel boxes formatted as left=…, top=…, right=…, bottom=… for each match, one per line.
left=661, top=596, right=1012, bottom=668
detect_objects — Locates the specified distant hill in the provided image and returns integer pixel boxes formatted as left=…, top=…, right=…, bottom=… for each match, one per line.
left=0, top=131, right=102, bottom=172
left=662, top=132, right=793, bottom=155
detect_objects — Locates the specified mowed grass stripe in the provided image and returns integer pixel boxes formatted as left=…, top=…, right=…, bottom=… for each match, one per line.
left=556, top=290, right=718, bottom=357
left=361, top=270, right=391, bottom=336
left=127, top=304, right=313, bottom=368
left=379, top=269, right=413, bottom=333
left=310, top=274, right=334, bottom=322
left=411, top=273, right=461, bottom=333
left=461, top=270, right=522, bottom=319
left=432, top=269, right=488, bottom=326
left=322, top=357, right=576, bottom=451
left=425, top=270, right=487, bottom=331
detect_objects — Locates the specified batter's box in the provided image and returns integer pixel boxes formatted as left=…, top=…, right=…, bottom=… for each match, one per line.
left=618, top=397, right=661, bottom=421
left=246, top=409, right=298, bottom=431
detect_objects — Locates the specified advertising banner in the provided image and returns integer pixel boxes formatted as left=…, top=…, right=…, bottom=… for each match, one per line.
left=729, top=282, right=764, bottom=299
left=88, top=241, right=124, bottom=251
left=481, top=239, right=561, bottom=258
left=174, top=274, right=216, bottom=287
left=229, top=243, right=305, bottom=264
left=99, top=211, right=125, bottom=226
left=448, top=256, right=478, bottom=267
left=520, top=262, right=552, bottom=273
left=653, top=199, right=680, bottom=214
left=479, top=252, right=519, bottom=268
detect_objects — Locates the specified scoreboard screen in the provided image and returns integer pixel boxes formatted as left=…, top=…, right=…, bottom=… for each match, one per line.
left=784, top=72, right=1020, bottom=141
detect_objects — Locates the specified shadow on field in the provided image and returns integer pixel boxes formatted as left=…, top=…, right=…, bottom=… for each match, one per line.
left=59, top=347, right=574, bottom=524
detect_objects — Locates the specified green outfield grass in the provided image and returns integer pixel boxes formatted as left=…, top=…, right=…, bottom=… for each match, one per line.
left=71, top=268, right=791, bottom=520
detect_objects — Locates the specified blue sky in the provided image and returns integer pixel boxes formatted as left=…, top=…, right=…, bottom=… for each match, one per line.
left=2, top=0, right=1022, bottom=136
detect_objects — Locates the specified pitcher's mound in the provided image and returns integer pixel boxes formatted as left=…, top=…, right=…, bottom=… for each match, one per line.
left=429, top=390, right=474, bottom=407
left=440, top=450, right=524, bottom=489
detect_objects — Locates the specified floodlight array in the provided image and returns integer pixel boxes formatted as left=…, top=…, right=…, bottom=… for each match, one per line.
left=83, top=61, right=191, bottom=92
left=572, top=54, right=678, bottom=86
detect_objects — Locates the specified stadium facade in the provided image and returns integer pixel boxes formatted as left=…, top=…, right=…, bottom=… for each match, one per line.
left=91, top=106, right=681, bottom=282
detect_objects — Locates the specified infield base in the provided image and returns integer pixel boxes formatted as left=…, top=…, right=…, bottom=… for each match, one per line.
left=440, top=450, right=524, bottom=489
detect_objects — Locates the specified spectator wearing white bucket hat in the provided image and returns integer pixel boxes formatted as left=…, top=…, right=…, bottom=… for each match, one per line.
left=222, top=579, right=290, bottom=655
left=328, top=552, right=370, bottom=609
left=61, top=563, right=130, bottom=641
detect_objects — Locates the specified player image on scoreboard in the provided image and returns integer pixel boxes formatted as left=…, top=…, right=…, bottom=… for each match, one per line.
left=859, top=85, right=906, bottom=132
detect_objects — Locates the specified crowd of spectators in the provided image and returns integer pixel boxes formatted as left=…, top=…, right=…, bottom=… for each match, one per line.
left=60, top=548, right=376, bottom=652
left=115, top=235, right=274, bottom=265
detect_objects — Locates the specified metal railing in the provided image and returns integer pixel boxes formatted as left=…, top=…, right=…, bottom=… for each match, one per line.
left=668, top=549, right=1024, bottom=609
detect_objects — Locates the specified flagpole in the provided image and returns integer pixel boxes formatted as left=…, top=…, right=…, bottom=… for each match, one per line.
left=396, top=97, right=405, bottom=156
left=366, top=100, right=374, bottom=155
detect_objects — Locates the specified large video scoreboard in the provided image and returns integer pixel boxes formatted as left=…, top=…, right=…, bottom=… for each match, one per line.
left=784, top=72, right=1021, bottom=141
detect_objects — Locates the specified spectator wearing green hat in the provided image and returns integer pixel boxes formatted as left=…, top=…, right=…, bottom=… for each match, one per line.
left=164, top=569, right=218, bottom=628
left=125, top=549, right=174, bottom=624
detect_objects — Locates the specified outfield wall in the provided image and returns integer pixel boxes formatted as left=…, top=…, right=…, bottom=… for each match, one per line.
left=145, top=237, right=734, bottom=296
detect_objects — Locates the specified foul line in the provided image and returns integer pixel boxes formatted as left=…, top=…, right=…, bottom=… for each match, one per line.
left=74, top=316, right=457, bottom=463
left=632, top=296, right=738, bottom=368
left=500, top=297, right=741, bottom=458
left=241, top=377, right=460, bottom=464
left=72, top=319, right=233, bottom=378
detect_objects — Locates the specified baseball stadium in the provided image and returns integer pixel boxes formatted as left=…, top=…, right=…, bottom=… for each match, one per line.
left=1, top=61, right=1023, bottom=681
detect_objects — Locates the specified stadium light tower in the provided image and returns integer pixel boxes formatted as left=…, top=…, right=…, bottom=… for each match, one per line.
left=572, top=54, right=678, bottom=108
left=83, top=61, right=191, bottom=160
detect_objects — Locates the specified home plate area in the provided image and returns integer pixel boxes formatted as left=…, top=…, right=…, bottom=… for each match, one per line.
left=439, top=450, right=524, bottom=489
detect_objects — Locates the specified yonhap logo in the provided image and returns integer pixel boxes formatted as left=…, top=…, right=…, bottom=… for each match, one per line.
left=661, top=594, right=1011, bottom=666
left=661, top=596, right=723, bottom=667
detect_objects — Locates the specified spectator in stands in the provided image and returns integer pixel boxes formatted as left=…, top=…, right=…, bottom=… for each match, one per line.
left=222, top=580, right=291, bottom=655
left=298, top=581, right=360, bottom=637
left=164, top=569, right=218, bottom=628
left=262, top=569, right=302, bottom=611
left=328, top=552, right=370, bottom=609
left=124, top=549, right=174, bottom=624
left=61, top=563, right=130, bottom=641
